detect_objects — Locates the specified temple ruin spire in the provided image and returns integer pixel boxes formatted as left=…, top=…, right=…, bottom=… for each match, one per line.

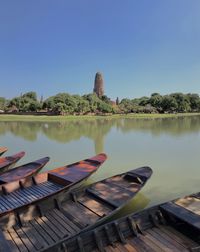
left=93, top=72, right=104, bottom=97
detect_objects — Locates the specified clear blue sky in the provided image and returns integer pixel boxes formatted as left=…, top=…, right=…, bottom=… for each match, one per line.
left=1, top=0, right=200, bottom=100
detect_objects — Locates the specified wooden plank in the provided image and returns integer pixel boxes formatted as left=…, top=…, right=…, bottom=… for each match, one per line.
left=62, top=200, right=99, bottom=226
left=31, top=185, right=52, bottom=194
left=53, top=209, right=80, bottom=233
left=0, top=196, right=15, bottom=209
left=137, top=234, right=166, bottom=252
left=103, top=179, right=140, bottom=193
left=105, top=245, right=121, bottom=252
left=60, top=206, right=86, bottom=229
left=175, top=197, right=200, bottom=215
left=10, top=192, right=28, bottom=205
left=105, top=176, right=130, bottom=186
left=43, top=182, right=63, bottom=190
left=29, top=219, right=55, bottom=246
left=35, top=184, right=56, bottom=194
left=14, top=225, right=36, bottom=252
left=0, top=198, right=9, bottom=211
left=8, top=228, right=28, bottom=252
left=0, top=203, right=5, bottom=211
left=87, top=181, right=135, bottom=207
left=78, top=194, right=112, bottom=217
left=0, top=229, right=13, bottom=252
left=146, top=229, right=182, bottom=252
left=159, top=226, right=198, bottom=247
left=2, top=230, right=19, bottom=252
left=22, top=186, right=44, bottom=196
left=2, top=195, right=21, bottom=208
left=0, top=197, right=13, bottom=212
left=45, top=212, right=68, bottom=238
left=116, top=241, right=138, bottom=252
left=18, top=189, right=39, bottom=201
left=12, top=191, right=30, bottom=205
left=48, top=209, right=78, bottom=234
left=27, top=186, right=47, bottom=197
left=27, top=185, right=51, bottom=196
left=21, top=224, right=45, bottom=251
left=124, top=238, right=141, bottom=252
left=143, top=232, right=176, bottom=252
left=13, top=191, right=33, bottom=204
left=160, top=202, right=200, bottom=230
left=128, top=237, right=154, bottom=252
left=152, top=227, right=192, bottom=251
left=35, top=217, right=60, bottom=242
left=25, top=186, right=46, bottom=197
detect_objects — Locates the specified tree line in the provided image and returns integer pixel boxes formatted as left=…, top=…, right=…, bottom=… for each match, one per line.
left=0, top=91, right=200, bottom=115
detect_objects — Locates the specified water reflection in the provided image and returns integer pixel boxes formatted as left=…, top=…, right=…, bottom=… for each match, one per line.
left=1, top=116, right=200, bottom=152
left=0, top=116, right=200, bottom=214
left=110, top=193, right=150, bottom=221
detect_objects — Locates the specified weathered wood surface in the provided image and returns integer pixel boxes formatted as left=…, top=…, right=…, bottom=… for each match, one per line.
left=1, top=169, right=200, bottom=251
left=0, top=153, right=107, bottom=217
left=175, top=196, right=200, bottom=215
left=0, top=151, right=25, bottom=173
left=0, top=166, right=153, bottom=251
left=0, top=147, right=8, bottom=156
left=0, top=157, right=50, bottom=184
left=1, top=208, right=81, bottom=251
left=161, top=197, right=200, bottom=230
left=40, top=205, right=199, bottom=252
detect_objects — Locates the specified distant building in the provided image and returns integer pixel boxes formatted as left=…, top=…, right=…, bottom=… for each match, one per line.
left=93, top=72, right=104, bottom=97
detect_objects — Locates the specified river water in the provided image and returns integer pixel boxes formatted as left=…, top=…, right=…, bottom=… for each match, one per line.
left=0, top=115, right=200, bottom=218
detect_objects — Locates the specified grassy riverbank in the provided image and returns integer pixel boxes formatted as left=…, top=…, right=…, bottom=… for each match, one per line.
left=0, top=113, right=200, bottom=121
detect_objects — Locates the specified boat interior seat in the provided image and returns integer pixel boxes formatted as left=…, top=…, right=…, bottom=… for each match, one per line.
left=48, top=173, right=72, bottom=186
left=124, top=173, right=144, bottom=184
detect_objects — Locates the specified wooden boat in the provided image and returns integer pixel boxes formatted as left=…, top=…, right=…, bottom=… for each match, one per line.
left=0, top=153, right=107, bottom=219
left=0, top=147, right=8, bottom=156
left=0, top=157, right=50, bottom=184
left=42, top=191, right=200, bottom=252
left=0, top=166, right=152, bottom=251
left=0, top=151, right=25, bottom=173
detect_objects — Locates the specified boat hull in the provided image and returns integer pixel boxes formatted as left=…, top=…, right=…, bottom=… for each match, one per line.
left=0, top=153, right=107, bottom=219
left=0, top=156, right=50, bottom=184
left=0, top=147, right=8, bottom=156
left=0, top=151, right=25, bottom=173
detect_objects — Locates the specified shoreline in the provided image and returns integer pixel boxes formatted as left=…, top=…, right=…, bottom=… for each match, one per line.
left=0, top=113, right=200, bottom=121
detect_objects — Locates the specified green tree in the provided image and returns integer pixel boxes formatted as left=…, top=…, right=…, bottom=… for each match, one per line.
left=187, top=93, right=200, bottom=111
left=0, top=97, right=6, bottom=110
left=43, top=97, right=55, bottom=110
left=83, top=93, right=100, bottom=112
left=98, top=101, right=113, bottom=113
left=101, top=95, right=111, bottom=104
left=149, top=93, right=163, bottom=110
left=161, top=95, right=178, bottom=112
left=171, top=93, right=190, bottom=112
left=76, top=97, right=90, bottom=114
left=22, top=91, right=37, bottom=101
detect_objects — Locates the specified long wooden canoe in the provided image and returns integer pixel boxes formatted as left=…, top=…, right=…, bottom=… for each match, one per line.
left=0, top=147, right=8, bottom=156
left=0, top=157, right=50, bottom=184
left=48, top=192, right=200, bottom=252
left=0, top=153, right=107, bottom=219
left=0, top=151, right=25, bottom=173
left=0, top=165, right=152, bottom=252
